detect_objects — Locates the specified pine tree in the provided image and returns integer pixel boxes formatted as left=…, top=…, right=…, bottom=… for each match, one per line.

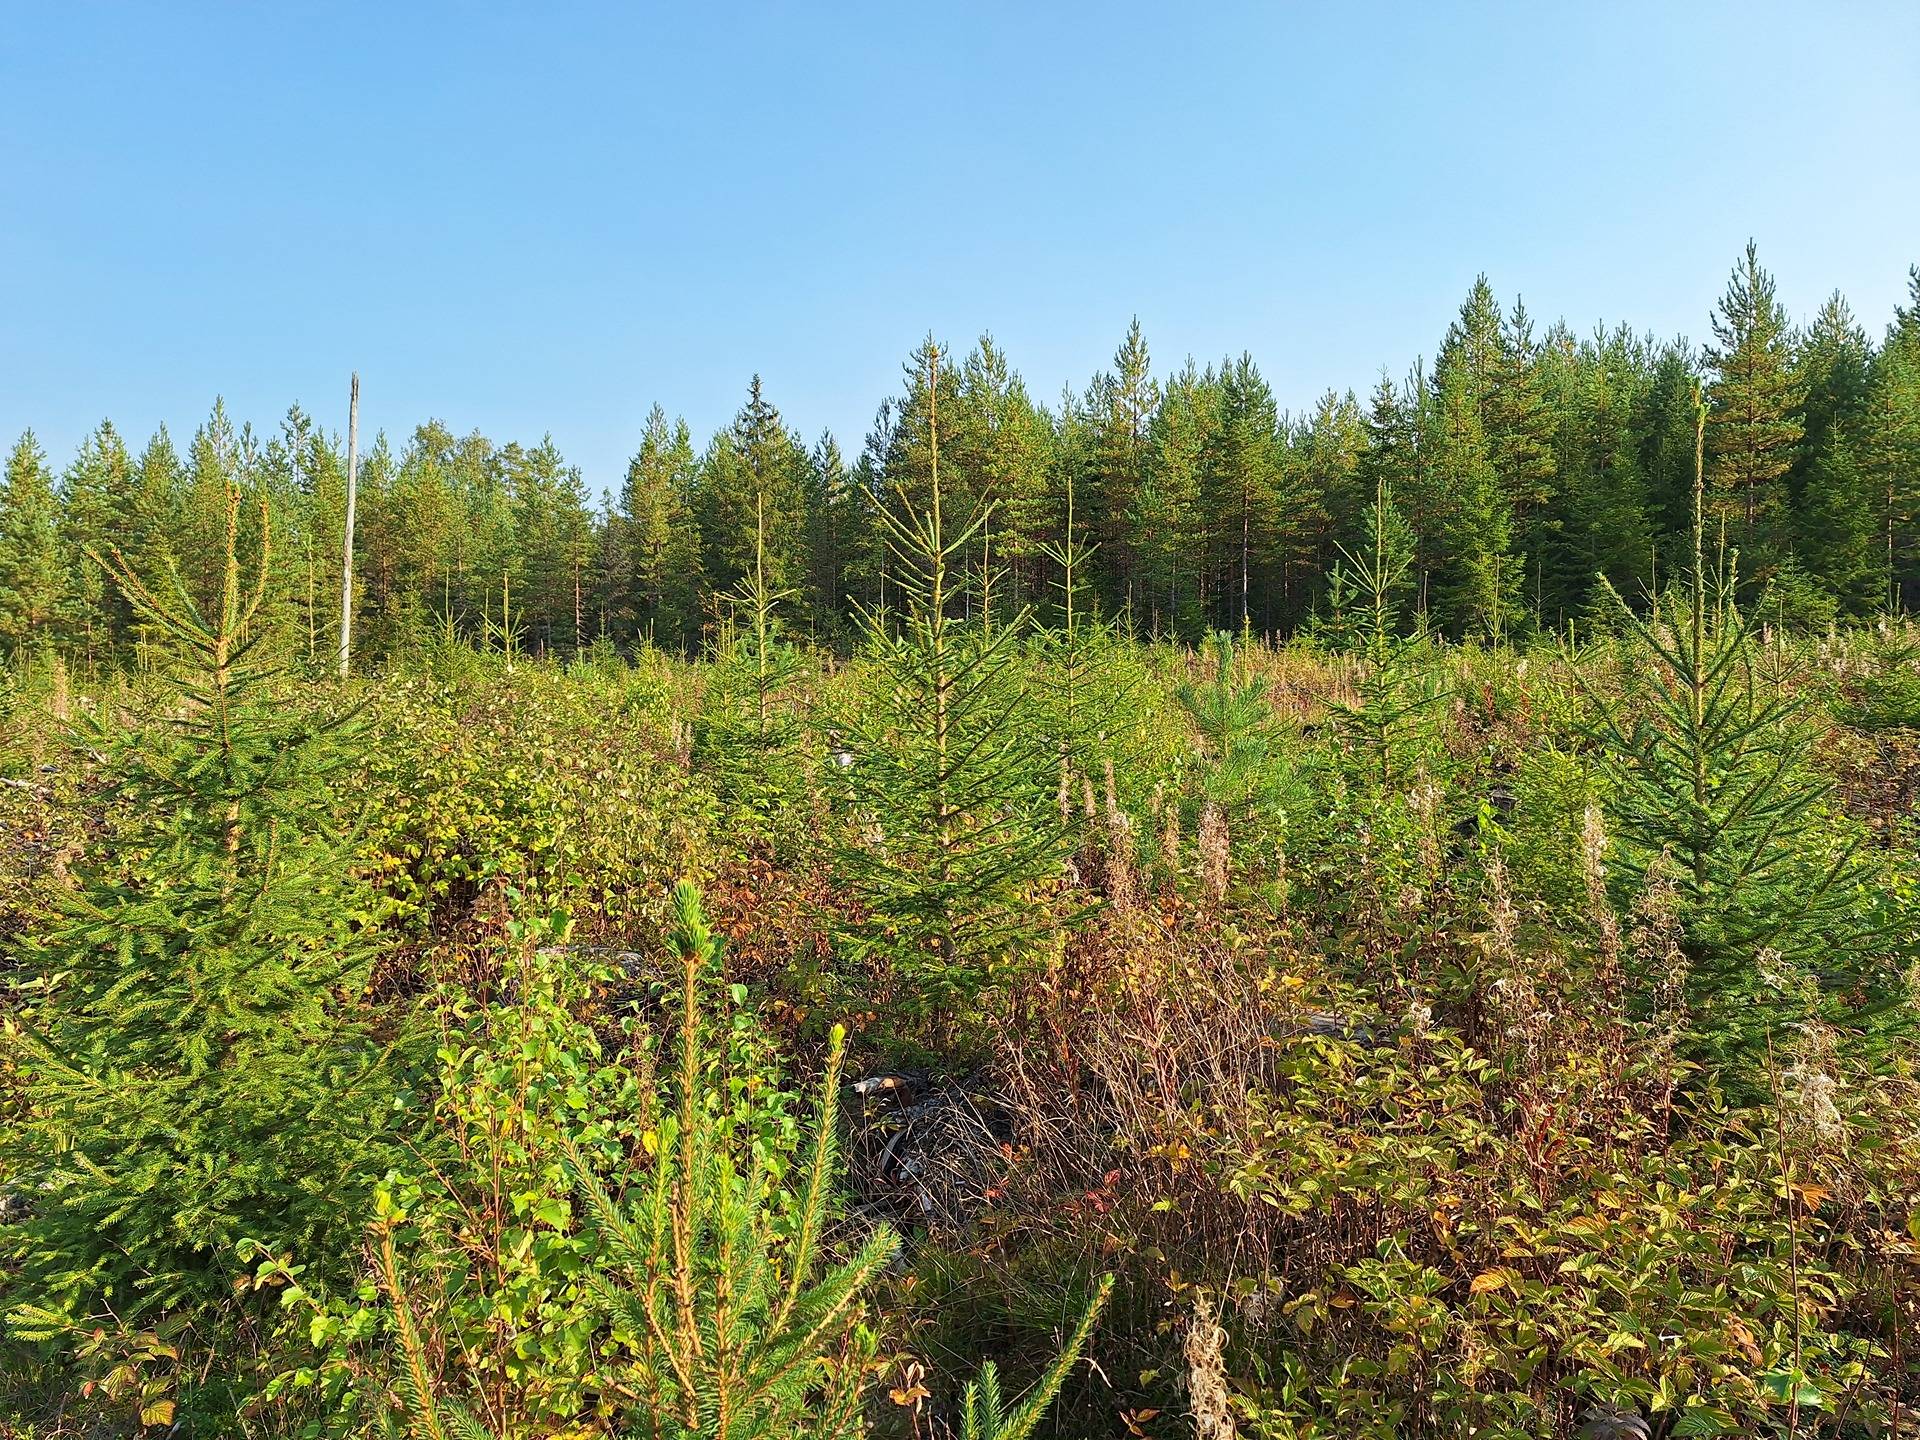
left=1208, top=353, right=1280, bottom=634
left=1705, top=241, right=1805, bottom=577
left=1135, top=359, right=1215, bottom=637
left=1084, top=319, right=1158, bottom=618
left=1861, top=267, right=1920, bottom=610
left=6, top=480, right=395, bottom=1349
left=0, top=432, right=66, bottom=660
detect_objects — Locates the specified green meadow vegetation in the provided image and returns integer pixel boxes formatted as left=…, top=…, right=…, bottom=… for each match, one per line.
left=3, top=251, right=1920, bottom=1436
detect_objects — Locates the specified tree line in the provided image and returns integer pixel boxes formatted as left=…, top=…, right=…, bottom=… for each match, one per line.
left=4, top=241, right=1919, bottom=667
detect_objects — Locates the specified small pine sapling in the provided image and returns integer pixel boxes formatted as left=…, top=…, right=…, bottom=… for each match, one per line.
left=377, top=881, right=1107, bottom=1440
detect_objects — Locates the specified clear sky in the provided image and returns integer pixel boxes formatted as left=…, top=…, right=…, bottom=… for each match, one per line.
left=4, top=2, right=1917, bottom=497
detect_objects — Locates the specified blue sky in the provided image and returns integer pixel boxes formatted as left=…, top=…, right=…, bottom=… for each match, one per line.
left=4, top=2, right=1917, bottom=497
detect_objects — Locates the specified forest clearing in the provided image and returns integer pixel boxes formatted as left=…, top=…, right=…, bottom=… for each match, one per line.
left=4, top=280, right=1920, bottom=1434
left=5, top=1, right=1920, bottom=1427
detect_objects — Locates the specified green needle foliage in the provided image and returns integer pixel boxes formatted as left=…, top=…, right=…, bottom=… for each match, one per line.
left=377, top=881, right=1108, bottom=1440
left=564, top=881, right=895, bottom=1440
left=1583, top=397, right=1897, bottom=1065
left=1177, top=632, right=1289, bottom=827
left=1324, top=478, right=1441, bottom=790
left=834, top=343, right=1063, bottom=1039
left=957, top=1273, right=1111, bottom=1440
left=694, top=493, right=808, bottom=843
left=380, top=881, right=895, bottom=1440
left=4, top=484, right=396, bottom=1354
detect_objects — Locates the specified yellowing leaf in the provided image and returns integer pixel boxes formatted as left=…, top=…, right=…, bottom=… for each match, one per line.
left=141, top=1398, right=177, bottom=1427
left=1470, top=1270, right=1507, bottom=1295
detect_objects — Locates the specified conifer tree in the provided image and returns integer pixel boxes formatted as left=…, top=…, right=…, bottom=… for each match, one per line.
left=58, top=420, right=136, bottom=662
left=696, top=489, right=806, bottom=839
left=1431, top=361, right=1516, bottom=639
left=1208, top=353, right=1280, bottom=634
left=1861, top=267, right=1920, bottom=610
left=1705, top=241, right=1805, bottom=576
left=1282, top=389, right=1364, bottom=628
left=833, top=342, right=1062, bottom=1040
left=1135, top=359, right=1215, bottom=637
left=1638, top=340, right=1708, bottom=557
left=178, top=399, right=261, bottom=617
left=1551, top=327, right=1655, bottom=621
left=950, top=335, right=1053, bottom=615
left=120, top=427, right=184, bottom=656
left=1793, top=292, right=1874, bottom=505
left=5, top=481, right=396, bottom=1340
left=803, top=430, right=856, bottom=634
left=382, top=886, right=1106, bottom=1440
left=1583, top=394, right=1896, bottom=1067
left=1325, top=478, right=1437, bottom=787
left=618, top=408, right=702, bottom=652
left=1490, top=298, right=1560, bottom=617
left=1085, top=319, right=1158, bottom=617
left=0, top=432, right=66, bottom=660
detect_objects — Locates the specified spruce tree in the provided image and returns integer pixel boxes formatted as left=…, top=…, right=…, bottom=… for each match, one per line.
left=1490, top=298, right=1560, bottom=619
left=58, top=420, right=137, bottom=662
left=1637, top=340, right=1708, bottom=555
left=1705, top=241, right=1805, bottom=577
left=695, top=489, right=806, bottom=840
left=618, top=408, right=702, bottom=652
left=1284, top=389, right=1365, bottom=629
left=1552, top=327, right=1654, bottom=622
left=833, top=342, right=1063, bottom=1042
left=803, top=430, right=856, bottom=635
left=1431, top=361, right=1516, bottom=639
left=950, top=335, right=1053, bottom=615
left=5, top=482, right=396, bottom=1343
left=1793, top=292, right=1874, bottom=501
left=0, top=432, right=66, bottom=660
left=1583, top=395, right=1895, bottom=1068
left=1325, top=478, right=1438, bottom=788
